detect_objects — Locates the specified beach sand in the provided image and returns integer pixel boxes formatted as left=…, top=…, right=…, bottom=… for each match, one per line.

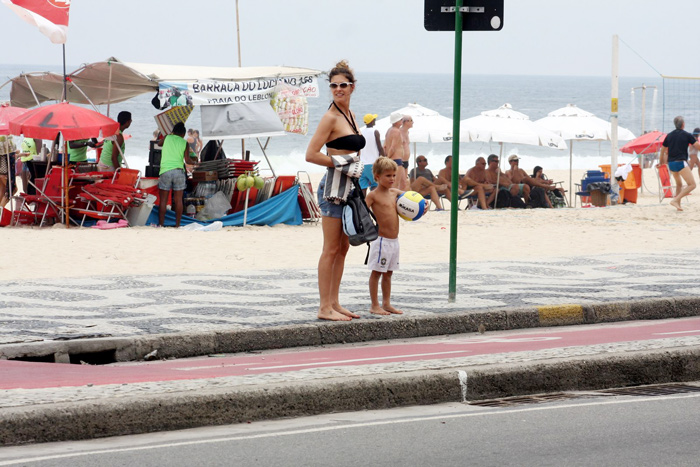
left=1, top=168, right=695, bottom=281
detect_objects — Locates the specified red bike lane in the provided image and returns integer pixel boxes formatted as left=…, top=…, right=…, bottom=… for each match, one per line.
left=2, top=317, right=700, bottom=390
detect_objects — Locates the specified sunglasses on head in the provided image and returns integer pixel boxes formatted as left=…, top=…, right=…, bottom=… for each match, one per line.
left=329, top=82, right=353, bottom=89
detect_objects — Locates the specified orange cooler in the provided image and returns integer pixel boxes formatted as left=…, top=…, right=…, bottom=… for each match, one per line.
left=599, top=163, right=642, bottom=203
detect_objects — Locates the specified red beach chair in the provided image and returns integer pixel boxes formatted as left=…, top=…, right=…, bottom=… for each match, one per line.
left=11, top=167, right=65, bottom=226
left=656, top=164, right=673, bottom=202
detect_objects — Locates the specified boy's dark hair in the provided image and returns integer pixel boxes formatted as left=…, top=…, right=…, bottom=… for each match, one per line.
left=117, top=111, right=132, bottom=125
left=172, top=122, right=186, bottom=136
left=444, top=155, right=452, bottom=164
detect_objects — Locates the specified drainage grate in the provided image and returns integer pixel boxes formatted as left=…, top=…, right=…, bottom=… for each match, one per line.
left=599, top=383, right=700, bottom=397
left=468, top=383, right=700, bottom=408
left=469, top=393, right=582, bottom=407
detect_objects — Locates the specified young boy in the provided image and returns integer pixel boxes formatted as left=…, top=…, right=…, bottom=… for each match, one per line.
left=364, top=157, right=404, bottom=315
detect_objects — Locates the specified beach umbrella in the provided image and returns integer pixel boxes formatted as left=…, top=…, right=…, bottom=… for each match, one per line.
left=535, top=104, right=636, bottom=198
left=460, top=103, right=567, bottom=150
left=0, top=103, right=28, bottom=135
left=620, top=130, right=666, bottom=155
left=372, top=103, right=454, bottom=144
left=459, top=104, right=567, bottom=207
left=9, top=102, right=120, bottom=227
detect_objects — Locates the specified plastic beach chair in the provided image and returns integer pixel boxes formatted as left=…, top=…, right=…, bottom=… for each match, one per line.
left=76, top=168, right=146, bottom=225
left=656, top=164, right=674, bottom=202
left=11, top=167, right=66, bottom=226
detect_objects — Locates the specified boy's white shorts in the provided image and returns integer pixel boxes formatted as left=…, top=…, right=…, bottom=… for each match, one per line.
left=368, top=236, right=400, bottom=273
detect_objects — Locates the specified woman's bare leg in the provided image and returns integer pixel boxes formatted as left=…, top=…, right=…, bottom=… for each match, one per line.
left=318, top=216, right=357, bottom=320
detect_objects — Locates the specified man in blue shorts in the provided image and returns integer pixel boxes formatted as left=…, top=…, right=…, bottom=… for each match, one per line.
left=359, top=113, right=386, bottom=195
left=660, top=116, right=700, bottom=211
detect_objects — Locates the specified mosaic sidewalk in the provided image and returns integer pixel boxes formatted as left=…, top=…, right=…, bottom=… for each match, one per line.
left=2, top=250, right=699, bottom=345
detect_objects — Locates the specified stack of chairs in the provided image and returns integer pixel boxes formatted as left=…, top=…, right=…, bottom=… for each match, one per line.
left=11, top=167, right=66, bottom=226
left=76, top=168, right=146, bottom=226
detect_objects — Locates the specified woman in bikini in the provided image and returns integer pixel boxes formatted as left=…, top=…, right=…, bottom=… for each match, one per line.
left=306, top=60, right=366, bottom=321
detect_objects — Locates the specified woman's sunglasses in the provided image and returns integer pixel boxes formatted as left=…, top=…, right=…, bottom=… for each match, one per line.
left=329, top=82, right=353, bottom=89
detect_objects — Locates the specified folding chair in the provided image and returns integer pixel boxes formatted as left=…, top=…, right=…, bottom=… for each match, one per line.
left=656, top=164, right=674, bottom=202
left=541, top=175, right=570, bottom=207
left=11, top=167, right=66, bottom=226
left=76, top=168, right=146, bottom=225
left=296, top=171, right=321, bottom=222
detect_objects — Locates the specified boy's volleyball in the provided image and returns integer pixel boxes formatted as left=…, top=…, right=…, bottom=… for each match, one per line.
left=396, top=191, right=426, bottom=221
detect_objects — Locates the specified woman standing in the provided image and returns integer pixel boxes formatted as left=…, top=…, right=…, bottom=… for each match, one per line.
left=305, top=60, right=365, bottom=321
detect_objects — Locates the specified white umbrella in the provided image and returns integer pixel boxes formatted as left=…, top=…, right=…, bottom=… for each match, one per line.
left=535, top=103, right=636, bottom=198
left=371, top=103, right=454, bottom=144
left=460, top=103, right=568, bottom=150
left=459, top=104, right=567, bottom=208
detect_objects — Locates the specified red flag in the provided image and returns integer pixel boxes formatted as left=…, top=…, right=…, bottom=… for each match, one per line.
left=2, top=0, right=70, bottom=44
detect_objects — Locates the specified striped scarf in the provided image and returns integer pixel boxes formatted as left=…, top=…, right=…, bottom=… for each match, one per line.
left=323, top=153, right=364, bottom=203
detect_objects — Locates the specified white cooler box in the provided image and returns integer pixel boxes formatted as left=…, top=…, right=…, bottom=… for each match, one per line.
left=127, top=194, right=157, bottom=226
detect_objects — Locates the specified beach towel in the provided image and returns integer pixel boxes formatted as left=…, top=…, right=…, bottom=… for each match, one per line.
left=323, top=153, right=363, bottom=203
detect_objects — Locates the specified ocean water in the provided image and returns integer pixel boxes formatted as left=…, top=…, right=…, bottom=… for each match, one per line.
left=0, top=63, right=669, bottom=176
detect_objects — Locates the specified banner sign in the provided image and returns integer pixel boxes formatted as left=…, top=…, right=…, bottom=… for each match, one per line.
left=158, top=75, right=319, bottom=107
left=200, top=102, right=284, bottom=140
left=158, top=76, right=319, bottom=105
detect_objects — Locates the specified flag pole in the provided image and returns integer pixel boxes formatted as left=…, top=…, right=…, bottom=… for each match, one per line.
left=62, top=44, right=67, bottom=102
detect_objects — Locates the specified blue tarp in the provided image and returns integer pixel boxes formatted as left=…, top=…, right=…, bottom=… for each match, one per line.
left=146, top=186, right=303, bottom=227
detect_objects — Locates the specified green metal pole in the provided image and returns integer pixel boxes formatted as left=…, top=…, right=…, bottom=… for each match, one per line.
left=448, top=0, right=463, bottom=302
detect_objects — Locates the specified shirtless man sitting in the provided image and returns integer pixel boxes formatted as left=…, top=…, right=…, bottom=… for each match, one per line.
left=385, top=112, right=408, bottom=190
left=436, top=155, right=466, bottom=203
left=485, top=154, right=529, bottom=207
left=463, top=156, right=497, bottom=210
left=408, top=155, right=445, bottom=210
left=505, top=155, right=555, bottom=207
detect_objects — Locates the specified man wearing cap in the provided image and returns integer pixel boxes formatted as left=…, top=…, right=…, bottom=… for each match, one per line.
left=659, top=116, right=700, bottom=211
left=687, top=127, right=700, bottom=180
left=359, top=113, right=386, bottom=195
left=408, top=155, right=445, bottom=210
left=484, top=154, right=528, bottom=208
left=506, top=154, right=557, bottom=208
left=385, top=112, right=407, bottom=190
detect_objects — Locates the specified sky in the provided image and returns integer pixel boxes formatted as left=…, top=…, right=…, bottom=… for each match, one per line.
left=1, top=0, right=698, bottom=78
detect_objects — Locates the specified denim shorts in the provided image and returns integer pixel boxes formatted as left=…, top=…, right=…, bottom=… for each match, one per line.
left=317, top=173, right=343, bottom=218
left=159, top=168, right=187, bottom=191
left=668, top=160, right=688, bottom=173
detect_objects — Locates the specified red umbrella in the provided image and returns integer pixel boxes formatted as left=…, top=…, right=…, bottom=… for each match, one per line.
left=8, top=102, right=120, bottom=227
left=9, top=102, right=119, bottom=140
left=620, top=130, right=666, bottom=154
left=0, top=103, right=28, bottom=136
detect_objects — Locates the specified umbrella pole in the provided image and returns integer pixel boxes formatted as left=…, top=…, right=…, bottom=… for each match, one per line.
left=243, top=187, right=250, bottom=227
left=63, top=138, right=69, bottom=227
left=494, top=142, right=503, bottom=208
left=569, top=141, right=573, bottom=206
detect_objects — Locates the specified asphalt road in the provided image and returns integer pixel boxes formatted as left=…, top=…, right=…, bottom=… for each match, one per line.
left=1, top=386, right=698, bottom=466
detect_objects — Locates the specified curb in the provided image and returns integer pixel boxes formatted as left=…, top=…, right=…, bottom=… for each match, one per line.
left=2, top=346, right=699, bottom=446
left=2, top=297, right=699, bottom=363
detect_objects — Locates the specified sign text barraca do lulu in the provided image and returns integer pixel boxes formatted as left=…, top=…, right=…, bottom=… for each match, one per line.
left=189, top=76, right=319, bottom=105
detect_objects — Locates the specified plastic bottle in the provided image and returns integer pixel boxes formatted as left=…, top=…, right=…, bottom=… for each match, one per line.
left=186, top=203, right=196, bottom=217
